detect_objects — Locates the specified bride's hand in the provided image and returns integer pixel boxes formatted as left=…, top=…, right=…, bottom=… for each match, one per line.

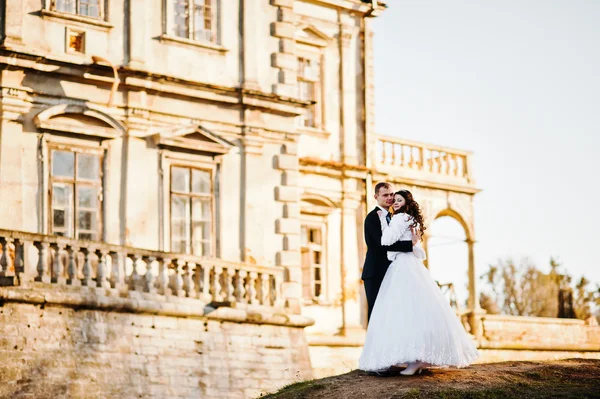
left=377, top=210, right=383, bottom=217
left=411, top=227, right=421, bottom=244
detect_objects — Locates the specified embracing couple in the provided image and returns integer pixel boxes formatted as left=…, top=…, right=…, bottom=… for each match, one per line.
left=358, top=182, right=479, bottom=376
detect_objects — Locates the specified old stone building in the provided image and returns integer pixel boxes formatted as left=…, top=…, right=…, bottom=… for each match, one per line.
left=1, top=0, right=598, bottom=397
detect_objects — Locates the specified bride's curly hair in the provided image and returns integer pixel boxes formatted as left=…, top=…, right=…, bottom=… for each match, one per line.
left=391, top=189, right=426, bottom=238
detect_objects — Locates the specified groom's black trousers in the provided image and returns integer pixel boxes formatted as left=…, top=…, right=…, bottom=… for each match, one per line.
left=364, top=277, right=385, bottom=322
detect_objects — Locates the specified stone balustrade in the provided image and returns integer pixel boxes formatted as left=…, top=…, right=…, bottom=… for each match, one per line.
left=0, top=229, right=285, bottom=310
left=376, top=135, right=474, bottom=186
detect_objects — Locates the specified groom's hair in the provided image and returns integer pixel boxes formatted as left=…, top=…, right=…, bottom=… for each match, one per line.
left=374, top=182, right=392, bottom=195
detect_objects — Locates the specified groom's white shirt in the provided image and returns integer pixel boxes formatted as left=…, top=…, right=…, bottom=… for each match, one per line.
left=376, top=205, right=388, bottom=216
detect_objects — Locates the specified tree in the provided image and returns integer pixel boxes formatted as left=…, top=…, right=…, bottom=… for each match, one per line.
left=479, top=257, right=597, bottom=319
left=479, top=258, right=558, bottom=317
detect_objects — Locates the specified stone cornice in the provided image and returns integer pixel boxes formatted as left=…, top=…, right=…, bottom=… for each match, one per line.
left=0, top=286, right=314, bottom=328
left=0, top=49, right=311, bottom=116
left=299, top=157, right=481, bottom=195
left=300, top=0, right=387, bottom=14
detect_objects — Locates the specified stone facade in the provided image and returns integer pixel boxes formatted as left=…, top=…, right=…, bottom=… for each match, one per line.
left=0, top=289, right=312, bottom=399
left=1, top=0, right=597, bottom=394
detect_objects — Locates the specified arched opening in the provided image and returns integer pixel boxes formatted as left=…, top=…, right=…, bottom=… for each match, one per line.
left=426, top=215, right=469, bottom=310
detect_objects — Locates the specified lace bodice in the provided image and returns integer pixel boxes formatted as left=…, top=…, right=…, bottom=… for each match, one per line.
left=379, top=212, right=426, bottom=261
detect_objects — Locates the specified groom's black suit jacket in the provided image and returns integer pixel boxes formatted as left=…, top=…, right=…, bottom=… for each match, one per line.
left=361, top=207, right=413, bottom=281
left=362, top=207, right=413, bottom=321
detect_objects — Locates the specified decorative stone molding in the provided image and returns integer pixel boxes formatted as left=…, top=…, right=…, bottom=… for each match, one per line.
left=151, top=125, right=234, bottom=156
left=274, top=142, right=301, bottom=311
left=33, top=103, right=126, bottom=138
left=0, top=86, right=33, bottom=122
left=270, top=0, right=297, bottom=98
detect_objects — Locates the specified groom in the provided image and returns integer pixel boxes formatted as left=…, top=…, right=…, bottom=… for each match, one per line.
left=362, top=182, right=418, bottom=322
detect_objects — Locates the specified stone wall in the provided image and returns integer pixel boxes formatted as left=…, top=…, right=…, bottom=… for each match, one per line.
left=0, top=287, right=312, bottom=399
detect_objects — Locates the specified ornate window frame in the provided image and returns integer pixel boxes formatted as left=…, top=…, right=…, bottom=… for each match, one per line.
left=295, top=25, right=333, bottom=136
left=159, top=0, right=226, bottom=53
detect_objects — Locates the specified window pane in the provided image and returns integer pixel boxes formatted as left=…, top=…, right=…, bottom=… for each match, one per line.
left=203, top=242, right=211, bottom=257
left=171, top=167, right=190, bottom=193
left=78, top=153, right=100, bottom=180
left=172, top=238, right=186, bottom=254
left=79, top=0, right=100, bottom=17
left=314, top=267, right=321, bottom=281
left=192, top=221, right=210, bottom=248
left=314, top=251, right=321, bottom=265
left=191, top=169, right=210, bottom=194
left=193, top=0, right=213, bottom=42
left=56, top=0, right=76, bottom=13
left=78, top=210, right=97, bottom=232
left=52, top=183, right=72, bottom=207
left=171, top=195, right=189, bottom=219
left=315, top=283, right=322, bottom=297
left=52, top=183, right=73, bottom=237
left=78, top=186, right=98, bottom=209
left=192, top=198, right=211, bottom=221
left=174, top=0, right=189, bottom=38
left=171, top=196, right=190, bottom=253
left=52, top=151, right=75, bottom=178
left=78, top=232, right=94, bottom=241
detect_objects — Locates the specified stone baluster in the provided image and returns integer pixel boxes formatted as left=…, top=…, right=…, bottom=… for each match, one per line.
left=109, top=251, right=125, bottom=291
left=450, top=154, right=457, bottom=176
left=0, top=237, right=14, bottom=276
left=156, top=257, right=171, bottom=295
left=235, top=269, right=248, bottom=303
left=199, top=264, right=211, bottom=302
left=81, top=247, right=94, bottom=287
left=211, top=265, right=223, bottom=302
left=128, top=254, right=142, bottom=291
left=143, top=256, right=157, bottom=294
left=445, top=152, right=452, bottom=175
left=380, top=140, right=386, bottom=164
left=13, top=239, right=23, bottom=276
left=460, top=155, right=467, bottom=178
left=95, top=249, right=110, bottom=288
left=171, top=259, right=185, bottom=297
left=408, top=147, right=417, bottom=169
left=259, top=273, right=269, bottom=305
left=67, top=246, right=80, bottom=286
left=51, top=243, right=66, bottom=284
left=225, top=267, right=236, bottom=302
left=247, top=271, right=258, bottom=305
left=434, top=151, right=442, bottom=173
left=183, top=261, right=196, bottom=298
left=399, top=144, right=405, bottom=167
left=389, top=142, right=396, bottom=166
left=35, top=241, right=50, bottom=283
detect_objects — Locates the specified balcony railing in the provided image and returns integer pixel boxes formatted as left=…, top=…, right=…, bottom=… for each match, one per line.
left=0, top=229, right=285, bottom=310
left=376, top=136, right=474, bottom=186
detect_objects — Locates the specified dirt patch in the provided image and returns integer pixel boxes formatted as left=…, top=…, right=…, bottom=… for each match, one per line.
left=261, top=358, right=600, bottom=399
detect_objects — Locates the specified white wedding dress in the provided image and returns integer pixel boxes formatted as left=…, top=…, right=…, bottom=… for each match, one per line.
left=359, top=212, right=479, bottom=371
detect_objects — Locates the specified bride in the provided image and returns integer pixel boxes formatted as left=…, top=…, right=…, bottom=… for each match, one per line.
left=359, top=189, right=479, bottom=376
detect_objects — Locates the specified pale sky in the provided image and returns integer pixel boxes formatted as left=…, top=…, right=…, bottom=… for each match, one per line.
left=372, top=0, right=600, bottom=303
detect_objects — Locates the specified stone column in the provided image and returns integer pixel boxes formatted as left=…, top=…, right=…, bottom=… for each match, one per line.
left=339, top=25, right=359, bottom=165
left=422, top=233, right=430, bottom=269
left=466, top=239, right=482, bottom=338
left=0, top=84, right=32, bottom=232
left=241, top=0, right=262, bottom=90
left=339, top=190, right=364, bottom=336
left=127, top=0, right=147, bottom=68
